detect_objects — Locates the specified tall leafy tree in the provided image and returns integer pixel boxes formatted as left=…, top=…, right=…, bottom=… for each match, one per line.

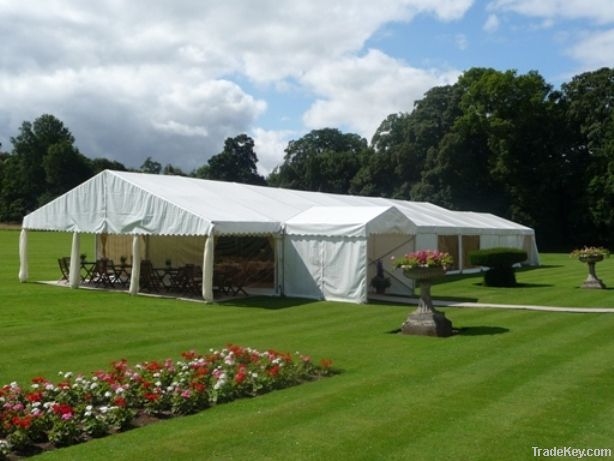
left=90, top=157, right=128, bottom=173
left=269, top=128, right=367, bottom=193
left=139, top=156, right=162, bottom=174
left=0, top=114, right=92, bottom=218
left=561, top=67, right=614, bottom=245
left=195, top=134, right=266, bottom=185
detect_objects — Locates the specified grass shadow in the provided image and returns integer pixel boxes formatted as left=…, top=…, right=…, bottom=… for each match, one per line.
left=431, top=295, right=479, bottom=303
left=387, top=326, right=509, bottom=336
left=216, top=296, right=318, bottom=310
left=455, top=326, right=510, bottom=336
left=471, top=282, right=554, bottom=288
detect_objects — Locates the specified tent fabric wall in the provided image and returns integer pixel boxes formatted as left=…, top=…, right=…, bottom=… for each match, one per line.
left=283, top=236, right=368, bottom=303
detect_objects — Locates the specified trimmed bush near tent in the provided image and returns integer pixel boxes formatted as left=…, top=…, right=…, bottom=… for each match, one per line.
left=469, top=247, right=528, bottom=287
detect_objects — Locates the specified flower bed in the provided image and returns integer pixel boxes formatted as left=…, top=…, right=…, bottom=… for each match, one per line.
left=0, top=345, right=333, bottom=459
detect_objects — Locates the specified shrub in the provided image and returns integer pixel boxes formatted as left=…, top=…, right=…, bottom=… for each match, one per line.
left=469, top=247, right=528, bottom=287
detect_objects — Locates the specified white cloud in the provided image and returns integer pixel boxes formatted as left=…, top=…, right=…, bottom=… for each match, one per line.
left=251, top=128, right=296, bottom=175
left=489, top=0, right=614, bottom=24
left=301, top=49, right=460, bottom=140
left=483, top=14, right=500, bottom=32
left=0, top=67, right=266, bottom=170
left=455, top=33, right=469, bottom=49
left=0, top=0, right=475, bottom=169
left=566, top=29, right=614, bottom=70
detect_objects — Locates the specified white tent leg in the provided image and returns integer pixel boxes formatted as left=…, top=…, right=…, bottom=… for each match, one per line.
left=18, top=228, right=29, bottom=282
left=458, top=234, right=464, bottom=273
left=69, top=232, right=81, bottom=288
left=274, top=234, right=284, bottom=295
left=202, top=232, right=215, bottom=302
left=129, top=235, right=141, bottom=295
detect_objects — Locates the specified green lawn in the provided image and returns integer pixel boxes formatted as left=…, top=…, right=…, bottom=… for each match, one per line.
left=430, top=253, right=614, bottom=308
left=1, top=230, right=614, bottom=460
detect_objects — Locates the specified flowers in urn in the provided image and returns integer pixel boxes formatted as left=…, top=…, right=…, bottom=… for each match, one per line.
left=570, top=246, right=609, bottom=289
left=570, top=246, right=610, bottom=260
left=391, top=250, right=453, bottom=270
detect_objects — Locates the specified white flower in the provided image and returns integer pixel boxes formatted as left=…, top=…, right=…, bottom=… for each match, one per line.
left=153, top=372, right=160, bottom=378
left=45, top=383, right=55, bottom=391
left=115, top=387, right=125, bottom=394
left=84, top=411, right=92, bottom=417
left=92, top=376, right=98, bottom=382
left=31, top=383, right=39, bottom=389
left=32, top=402, right=41, bottom=408
left=86, top=405, right=93, bottom=411
left=64, top=372, right=73, bottom=378
left=155, top=381, right=162, bottom=387
left=104, top=391, right=112, bottom=398
left=99, top=406, right=109, bottom=414
left=90, top=382, right=98, bottom=390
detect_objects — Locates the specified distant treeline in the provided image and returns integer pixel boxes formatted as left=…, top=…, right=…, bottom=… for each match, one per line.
left=1, top=67, right=612, bottom=249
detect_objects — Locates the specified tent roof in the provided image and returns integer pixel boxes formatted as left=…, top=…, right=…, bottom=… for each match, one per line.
left=285, top=206, right=416, bottom=237
left=22, top=170, right=535, bottom=237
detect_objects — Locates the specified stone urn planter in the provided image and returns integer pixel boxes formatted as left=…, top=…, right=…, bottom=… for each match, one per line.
left=578, top=254, right=606, bottom=289
left=401, top=266, right=453, bottom=337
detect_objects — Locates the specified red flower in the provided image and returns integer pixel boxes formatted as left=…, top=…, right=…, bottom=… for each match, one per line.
left=52, top=403, right=73, bottom=416
left=181, top=350, right=198, bottom=360
left=145, top=361, right=162, bottom=372
left=31, top=376, right=47, bottom=384
left=191, top=382, right=206, bottom=393
left=195, top=367, right=208, bottom=377
left=26, top=391, right=43, bottom=402
left=143, top=392, right=159, bottom=402
left=267, top=365, right=280, bottom=377
left=114, top=397, right=126, bottom=407
left=112, top=359, right=128, bottom=372
left=12, top=415, right=32, bottom=429
left=234, top=365, right=247, bottom=384
left=319, top=358, right=333, bottom=369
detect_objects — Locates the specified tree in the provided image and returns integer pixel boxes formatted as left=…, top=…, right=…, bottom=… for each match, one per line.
left=90, top=157, right=128, bottom=174
left=162, top=164, right=186, bottom=176
left=268, top=128, right=367, bottom=193
left=0, top=114, right=85, bottom=218
left=195, top=134, right=266, bottom=185
left=42, top=141, right=93, bottom=201
left=139, top=157, right=162, bottom=174
left=561, top=68, right=614, bottom=246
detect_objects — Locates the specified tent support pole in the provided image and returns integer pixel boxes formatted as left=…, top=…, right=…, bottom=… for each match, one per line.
left=69, top=232, right=81, bottom=288
left=274, top=234, right=284, bottom=296
left=129, top=235, right=141, bottom=295
left=18, top=228, right=29, bottom=282
left=202, top=228, right=215, bottom=302
left=458, top=235, right=464, bottom=273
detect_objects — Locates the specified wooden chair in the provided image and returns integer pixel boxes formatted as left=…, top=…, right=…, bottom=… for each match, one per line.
left=91, top=258, right=116, bottom=287
left=139, top=260, right=162, bottom=293
left=176, top=264, right=202, bottom=296
left=57, top=257, right=70, bottom=282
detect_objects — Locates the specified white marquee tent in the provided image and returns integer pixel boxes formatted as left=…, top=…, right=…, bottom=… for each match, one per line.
left=19, top=170, right=539, bottom=303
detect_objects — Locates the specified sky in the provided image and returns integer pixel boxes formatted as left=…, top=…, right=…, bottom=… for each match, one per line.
left=1, top=0, right=613, bottom=175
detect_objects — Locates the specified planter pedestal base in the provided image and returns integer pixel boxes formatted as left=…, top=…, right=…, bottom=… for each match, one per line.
left=400, top=268, right=453, bottom=337
left=582, top=277, right=606, bottom=289
left=402, top=310, right=453, bottom=337
left=580, top=258, right=606, bottom=289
